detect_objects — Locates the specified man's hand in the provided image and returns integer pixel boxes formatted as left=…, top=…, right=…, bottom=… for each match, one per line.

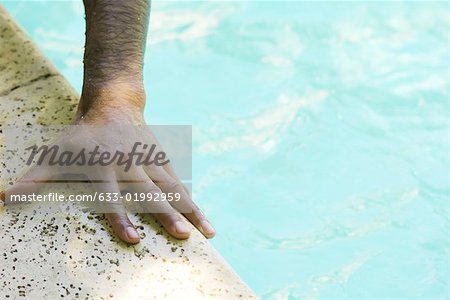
left=1, top=85, right=215, bottom=244
left=79, top=85, right=215, bottom=244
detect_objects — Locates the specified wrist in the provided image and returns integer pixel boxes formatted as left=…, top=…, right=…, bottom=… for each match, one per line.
left=79, top=79, right=146, bottom=114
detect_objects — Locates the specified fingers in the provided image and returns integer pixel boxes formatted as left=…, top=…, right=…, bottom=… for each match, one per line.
left=105, top=210, right=140, bottom=245
left=139, top=133, right=215, bottom=237
left=131, top=169, right=191, bottom=240
left=181, top=201, right=216, bottom=239
left=93, top=173, right=140, bottom=245
left=151, top=171, right=216, bottom=239
left=152, top=210, right=191, bottom=240
left=176, top=196, right=216, bottom=239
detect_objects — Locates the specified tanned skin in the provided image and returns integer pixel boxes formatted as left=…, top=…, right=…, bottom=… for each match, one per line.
left=1, top=0, right=215, bottom=244
left=79, top=0, right=149, bottom=115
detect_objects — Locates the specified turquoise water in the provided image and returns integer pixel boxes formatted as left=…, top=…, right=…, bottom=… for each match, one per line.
left=4, top=1, right=450, bottom=299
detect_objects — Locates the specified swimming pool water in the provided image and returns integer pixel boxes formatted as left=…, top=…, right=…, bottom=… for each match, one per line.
left=4, top=1, right=450, bottom=299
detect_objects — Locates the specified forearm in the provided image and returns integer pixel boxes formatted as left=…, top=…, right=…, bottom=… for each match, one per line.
left=79, top=0, right=150, bottom=116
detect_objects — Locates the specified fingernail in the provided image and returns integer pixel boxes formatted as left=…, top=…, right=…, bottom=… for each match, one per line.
left=126, top=227, right=140, bottom=241
left=174, top=221, right=189, bottom=234
left=201, top=220, right=215, bottom=235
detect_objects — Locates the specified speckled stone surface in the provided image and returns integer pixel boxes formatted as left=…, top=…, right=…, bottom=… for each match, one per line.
left=0, top=6, right=256, bottom=300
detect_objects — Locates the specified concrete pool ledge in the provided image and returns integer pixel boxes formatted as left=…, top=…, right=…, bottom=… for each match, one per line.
left=0, top=6, right=257, bottom=299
